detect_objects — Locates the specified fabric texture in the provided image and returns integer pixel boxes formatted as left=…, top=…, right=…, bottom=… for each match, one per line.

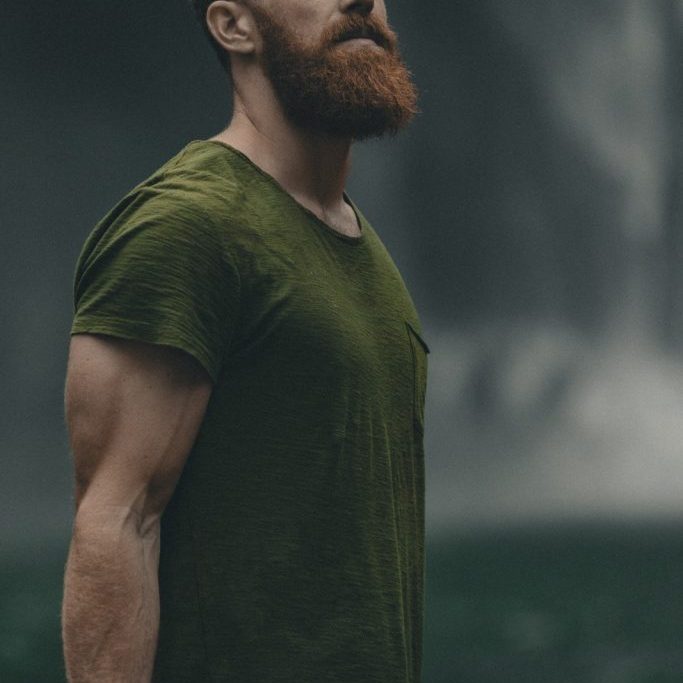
left=71, top=139, right=429, bottom=683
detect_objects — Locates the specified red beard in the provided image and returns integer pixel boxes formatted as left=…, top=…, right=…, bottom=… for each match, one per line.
left=248, top=4, right=420, bottom=140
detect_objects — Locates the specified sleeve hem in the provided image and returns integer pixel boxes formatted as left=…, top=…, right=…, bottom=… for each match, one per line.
left=70, top=318, right=221, bottom=385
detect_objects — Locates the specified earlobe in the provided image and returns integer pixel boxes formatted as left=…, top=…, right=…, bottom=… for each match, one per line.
left=206, top=0, right=257, bottom=56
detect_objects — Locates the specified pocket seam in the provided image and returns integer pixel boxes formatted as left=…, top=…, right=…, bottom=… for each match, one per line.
left=405, top=321, right=429, bottom=435
left=405, top=320, right=431, bottom=355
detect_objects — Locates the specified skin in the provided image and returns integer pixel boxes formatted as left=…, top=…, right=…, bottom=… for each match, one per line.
left=206, top=0, right=389, bottom=237
left=62, top=1, right=402, bottom=680
left=62, top=335, right=212, bottom=682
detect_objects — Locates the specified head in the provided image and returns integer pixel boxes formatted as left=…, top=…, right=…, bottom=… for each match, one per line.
left=192, top=0, right=419, bottom=141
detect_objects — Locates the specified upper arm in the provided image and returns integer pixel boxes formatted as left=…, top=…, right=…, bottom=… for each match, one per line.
left=65, top=333, right=213, bottom=524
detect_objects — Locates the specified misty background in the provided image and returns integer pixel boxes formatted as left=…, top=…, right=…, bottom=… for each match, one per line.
left=3, top=1, right=683, bottom=681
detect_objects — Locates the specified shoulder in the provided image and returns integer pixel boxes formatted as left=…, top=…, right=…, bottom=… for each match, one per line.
left=128, top=140, right=250, bottom=231
left=79, top=142, right=256, bottom=263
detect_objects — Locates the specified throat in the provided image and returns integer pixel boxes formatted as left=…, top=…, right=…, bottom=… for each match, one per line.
left=321, top=201, right=362, bottom=238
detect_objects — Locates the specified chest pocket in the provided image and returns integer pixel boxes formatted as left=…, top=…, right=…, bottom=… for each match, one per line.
left=405, top=321, right=430, bottom=434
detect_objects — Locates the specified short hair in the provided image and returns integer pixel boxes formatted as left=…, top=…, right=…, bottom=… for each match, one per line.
left=190, top=0, right=232, bottom=77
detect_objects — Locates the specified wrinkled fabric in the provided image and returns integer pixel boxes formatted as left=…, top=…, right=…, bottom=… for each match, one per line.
left=71, top=140, right=429, bottom=683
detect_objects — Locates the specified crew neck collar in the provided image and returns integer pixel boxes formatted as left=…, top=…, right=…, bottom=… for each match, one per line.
left=189, top=139, right=367, bottom=247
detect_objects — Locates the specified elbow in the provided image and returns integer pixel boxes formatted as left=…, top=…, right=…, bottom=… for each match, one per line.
left=72, top=485, right=161, bottom=541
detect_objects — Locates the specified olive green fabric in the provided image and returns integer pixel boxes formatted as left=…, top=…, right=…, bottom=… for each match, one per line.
left=70, top=140, right=430, bottom=683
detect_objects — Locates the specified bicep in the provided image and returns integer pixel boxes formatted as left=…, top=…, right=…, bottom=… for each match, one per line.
left=65, top=333, right=213, bottom=521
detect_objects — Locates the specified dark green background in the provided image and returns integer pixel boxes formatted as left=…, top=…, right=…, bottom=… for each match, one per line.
left=5, top=524, right=683, bottom=681
left=3, top=1, right=683, bottom=680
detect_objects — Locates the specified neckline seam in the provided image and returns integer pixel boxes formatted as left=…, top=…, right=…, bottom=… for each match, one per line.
left=192, top=139, right=367, bottom=247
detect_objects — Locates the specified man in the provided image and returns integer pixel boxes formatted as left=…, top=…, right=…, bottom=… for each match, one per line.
left=61, top=0, right=430, bottom=681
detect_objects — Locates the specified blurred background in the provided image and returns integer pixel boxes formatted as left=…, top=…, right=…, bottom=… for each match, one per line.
left=3, top=1, right=683, bottom=680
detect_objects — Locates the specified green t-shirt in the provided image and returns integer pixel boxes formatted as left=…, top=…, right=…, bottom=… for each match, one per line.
left=71, top=139, right=430, bottom=683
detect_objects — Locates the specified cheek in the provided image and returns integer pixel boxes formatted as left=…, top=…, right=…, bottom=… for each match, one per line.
left=286, top=3, right=322, bottom=37
left=375, top=1, right=389, bottom=22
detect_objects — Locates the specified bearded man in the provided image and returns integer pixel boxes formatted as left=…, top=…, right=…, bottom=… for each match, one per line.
left=61, top=1, right=430, bottom=681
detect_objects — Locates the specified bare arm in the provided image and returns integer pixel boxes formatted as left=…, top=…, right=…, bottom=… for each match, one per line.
left=62, top=333, right=213, bottom=683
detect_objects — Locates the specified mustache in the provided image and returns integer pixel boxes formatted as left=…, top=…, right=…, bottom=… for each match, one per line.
left=327, top=14, right=397, bottom=51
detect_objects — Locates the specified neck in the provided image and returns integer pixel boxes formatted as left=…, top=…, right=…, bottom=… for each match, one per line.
left=210, top=89, right=353, bottom=215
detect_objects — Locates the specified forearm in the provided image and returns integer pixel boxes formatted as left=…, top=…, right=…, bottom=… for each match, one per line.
left=62, top=509, right=161, bottom=683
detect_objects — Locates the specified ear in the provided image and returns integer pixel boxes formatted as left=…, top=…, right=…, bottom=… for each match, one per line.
left=206, top=1, right=259, bottom=57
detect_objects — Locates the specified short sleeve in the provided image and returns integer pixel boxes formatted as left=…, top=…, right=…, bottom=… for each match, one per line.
left=71, top=191, right=241, bottom=384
